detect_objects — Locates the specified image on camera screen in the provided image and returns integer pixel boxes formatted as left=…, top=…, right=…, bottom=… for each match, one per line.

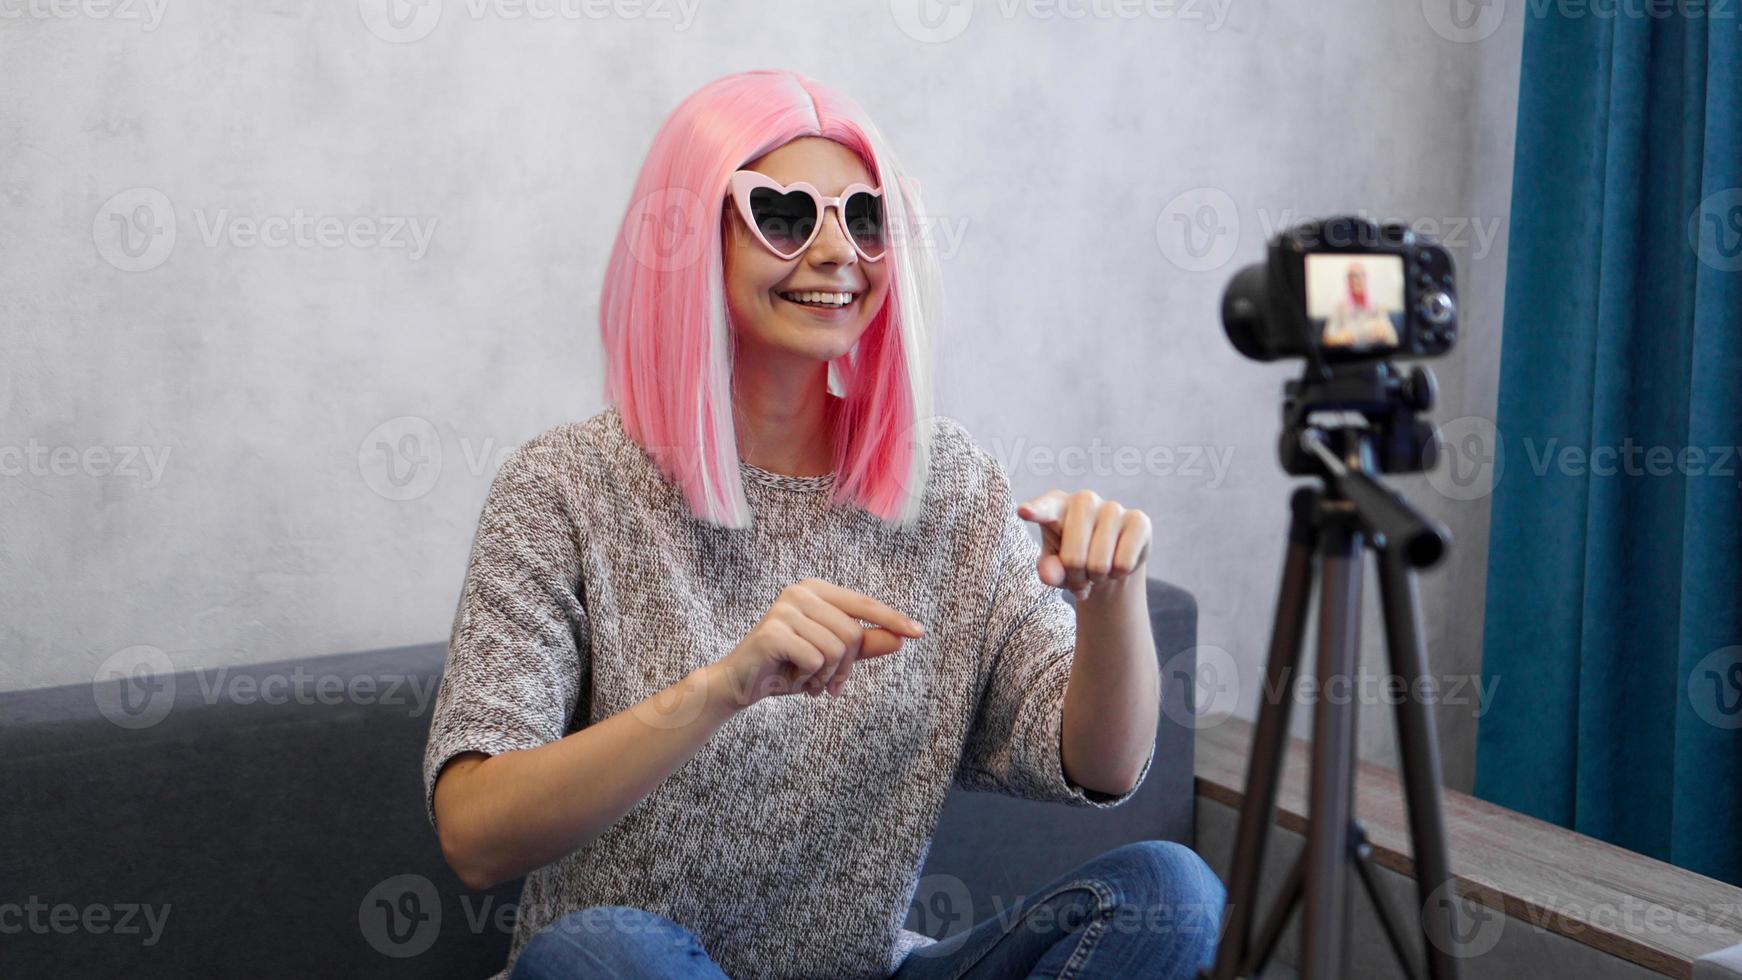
left=1307, top=253, right=1405, bottom=352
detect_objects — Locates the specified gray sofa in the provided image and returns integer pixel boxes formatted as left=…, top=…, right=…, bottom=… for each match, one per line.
left=0, top=579, right=1199, bottom=978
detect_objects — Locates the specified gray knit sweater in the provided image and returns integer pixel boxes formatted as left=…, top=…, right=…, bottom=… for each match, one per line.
left=421, top=404, right=1152, bottom=979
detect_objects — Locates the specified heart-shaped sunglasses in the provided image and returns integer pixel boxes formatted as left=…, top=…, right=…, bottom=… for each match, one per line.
left=727, top=169, right=887, bottom=263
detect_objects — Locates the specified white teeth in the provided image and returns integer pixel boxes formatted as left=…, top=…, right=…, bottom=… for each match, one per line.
left=781, top=290, right=855, bottom=308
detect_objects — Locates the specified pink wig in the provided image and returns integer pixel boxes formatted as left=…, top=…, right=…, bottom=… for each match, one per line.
left=600, top=69, right=941, bottom=530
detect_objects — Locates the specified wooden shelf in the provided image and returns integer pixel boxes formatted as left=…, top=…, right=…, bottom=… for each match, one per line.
left=1196, top=716, right=1742, bottom=979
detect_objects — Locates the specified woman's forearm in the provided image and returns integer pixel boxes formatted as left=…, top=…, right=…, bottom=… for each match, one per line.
left=1060, top=562, right=1159, bottom=796
left=432, top=661, right=744, bottom=890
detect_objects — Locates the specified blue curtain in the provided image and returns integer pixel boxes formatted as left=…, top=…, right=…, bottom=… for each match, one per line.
left=1476, top=10, right=1741, bottom=885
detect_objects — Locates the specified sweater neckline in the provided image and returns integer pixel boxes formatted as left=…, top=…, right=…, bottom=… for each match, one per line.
left=603, top=402, right=838, bottom=494
left=739, top=458, right=837, bottom=493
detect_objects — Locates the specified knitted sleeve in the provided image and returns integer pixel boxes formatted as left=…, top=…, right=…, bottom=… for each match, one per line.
left=421, top=437, right=590, bottom=829
left=952, top=452, right=1151, bottom=809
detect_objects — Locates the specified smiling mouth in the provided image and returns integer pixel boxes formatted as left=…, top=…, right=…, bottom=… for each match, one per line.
left=777, top=289, right=859, bottom=310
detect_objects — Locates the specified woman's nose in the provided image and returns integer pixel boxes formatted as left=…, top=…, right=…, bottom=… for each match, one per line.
left=805, top=207, right=857, bottom=266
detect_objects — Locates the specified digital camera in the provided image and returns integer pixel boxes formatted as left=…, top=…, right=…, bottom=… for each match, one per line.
left=1221, top=216, right=1457, bottom=363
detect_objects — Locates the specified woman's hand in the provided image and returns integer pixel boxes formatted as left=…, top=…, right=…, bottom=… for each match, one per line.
left=1017, top=490, right=1153, bottom=601
left=717, top=578, right=925, bottom=708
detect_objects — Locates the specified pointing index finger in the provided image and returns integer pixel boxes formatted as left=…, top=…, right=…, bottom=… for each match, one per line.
left=806, top=579, right=925, bottom=638
left=1017, top=492, right=1068, bottom=525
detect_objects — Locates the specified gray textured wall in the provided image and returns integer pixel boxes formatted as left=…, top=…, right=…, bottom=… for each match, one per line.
left=0, top=0, right=1520, bottom=789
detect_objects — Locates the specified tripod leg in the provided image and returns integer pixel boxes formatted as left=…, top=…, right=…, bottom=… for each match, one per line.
left=1377, top=550, right=1464, bottom=980
left=1241, top=852, right=1304, bottom=978
left=1206, top=489, right=1320, bottom=980
left=1352, top=824, right=1426, bottom=980
left=1302, top=510, right=1364, bottom=980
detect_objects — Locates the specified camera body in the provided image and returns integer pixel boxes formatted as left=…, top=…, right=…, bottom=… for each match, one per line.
left=1222, top=216, right=1457, bottom=364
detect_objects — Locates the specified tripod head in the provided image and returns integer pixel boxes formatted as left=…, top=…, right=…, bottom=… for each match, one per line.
left=1279, top=360, right=1451, bottom=569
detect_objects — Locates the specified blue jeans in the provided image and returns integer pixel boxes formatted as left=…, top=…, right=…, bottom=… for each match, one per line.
left=509, top=840, right=1226, bottom=979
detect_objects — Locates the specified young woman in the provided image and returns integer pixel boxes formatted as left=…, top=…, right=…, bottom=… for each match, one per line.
left=422, top=68, right=1225, bottom=979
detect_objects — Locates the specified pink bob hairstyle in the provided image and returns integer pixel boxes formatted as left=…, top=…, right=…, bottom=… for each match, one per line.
left=600, top=69, right=942, bottom=530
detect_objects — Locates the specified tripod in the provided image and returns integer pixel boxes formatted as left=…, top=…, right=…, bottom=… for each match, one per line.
left=1203, top=364, right=1466, bottom=980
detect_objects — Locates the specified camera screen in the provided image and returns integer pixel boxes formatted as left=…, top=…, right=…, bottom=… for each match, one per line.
left=1306, top=253, right=1405, bottom=353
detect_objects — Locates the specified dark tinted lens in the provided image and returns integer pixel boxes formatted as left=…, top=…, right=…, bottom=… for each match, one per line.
left=748, top=187, right=817, bottom=254
left=843, top=192, right=885, bottom=257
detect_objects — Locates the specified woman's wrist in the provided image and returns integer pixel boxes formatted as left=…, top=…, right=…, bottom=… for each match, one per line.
left=1077, top=561, right=1149, bottom=611
left=692, top=660, right=753, bottom=716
